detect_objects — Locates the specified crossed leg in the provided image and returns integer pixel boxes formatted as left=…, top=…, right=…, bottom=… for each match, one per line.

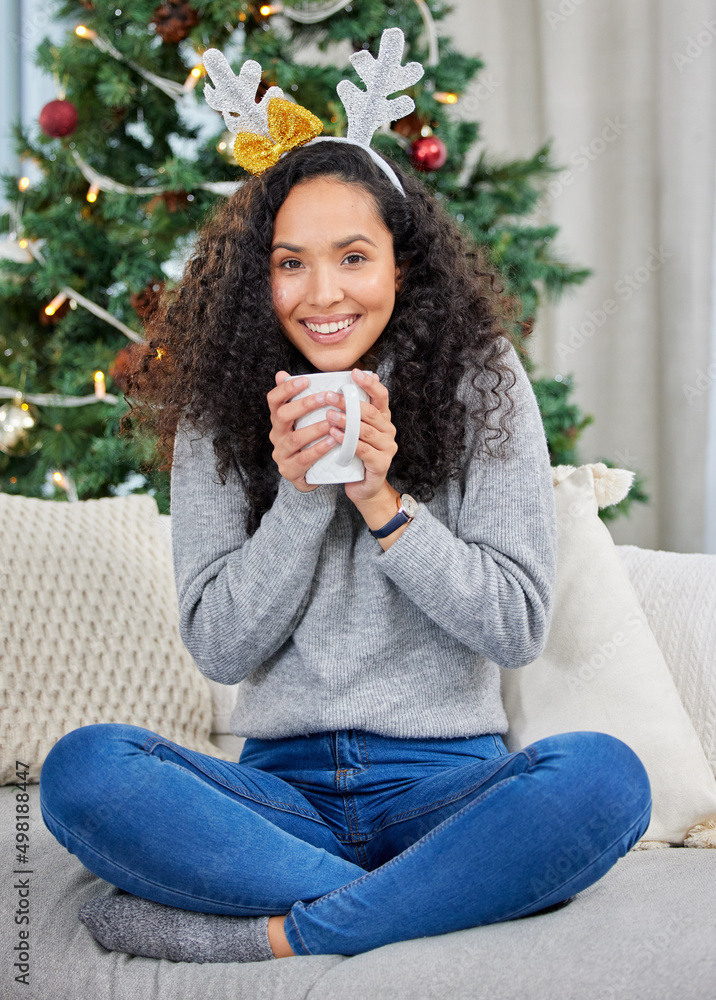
left=39, top=724, right=651, bottom=958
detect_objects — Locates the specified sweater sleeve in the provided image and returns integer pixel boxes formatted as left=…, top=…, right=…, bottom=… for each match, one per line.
left=170, top=416, right=339, bottom=684
left=374, top=344, right=557, bottom=668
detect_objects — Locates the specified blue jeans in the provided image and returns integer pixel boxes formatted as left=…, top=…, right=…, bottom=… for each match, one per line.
left=39, top=724, right=651, bottom=957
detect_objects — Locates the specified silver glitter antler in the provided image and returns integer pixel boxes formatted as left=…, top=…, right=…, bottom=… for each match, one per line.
left=338, top=27, right=424, bottom=146
left=202, top=49, right=283, bottom=140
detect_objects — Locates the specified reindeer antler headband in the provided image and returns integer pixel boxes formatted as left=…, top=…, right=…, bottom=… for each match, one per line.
left=202, top=27, right=424, bottom=196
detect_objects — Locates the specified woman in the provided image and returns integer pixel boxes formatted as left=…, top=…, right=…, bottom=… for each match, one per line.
left=39, top=139, right=651, bottom=963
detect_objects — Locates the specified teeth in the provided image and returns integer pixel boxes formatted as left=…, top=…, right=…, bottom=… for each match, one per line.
left=305, top=316, right=357, bottom=334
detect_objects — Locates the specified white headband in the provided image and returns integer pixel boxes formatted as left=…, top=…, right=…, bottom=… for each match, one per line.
left=302, top=137, right=407, bottom=196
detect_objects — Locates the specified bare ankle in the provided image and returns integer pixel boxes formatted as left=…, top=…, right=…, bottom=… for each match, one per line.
left=267, top=914, right=295, bottom=958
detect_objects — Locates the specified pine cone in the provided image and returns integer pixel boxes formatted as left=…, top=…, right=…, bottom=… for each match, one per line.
left=145, top=190, right=189, bottom=214
left=163, top=190, right=190, bottom=213
left=150, top=2, right=200, bottom=43
left=130, top=281, right=166, bottom=319
left=391, top=110, right=423, bottom=139
left=108, top=345, right=135, bottom=393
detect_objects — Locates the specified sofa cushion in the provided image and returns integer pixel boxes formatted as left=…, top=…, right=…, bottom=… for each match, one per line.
left=3, top=785, right=714, bottom=1000
left=498, top=465, right=716, bottom=844
left=616, top=544, right=716, bottom=778
left=305, top=846, right=716, bottom=1000
left=0, top=493, right=229, bottom=784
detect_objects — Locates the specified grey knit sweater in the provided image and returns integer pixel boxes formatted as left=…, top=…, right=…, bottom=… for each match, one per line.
left=170, top=341, right=557, bottom=740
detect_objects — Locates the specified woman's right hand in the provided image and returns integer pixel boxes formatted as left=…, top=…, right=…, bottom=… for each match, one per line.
left=267, top=372, right=340, bottom=493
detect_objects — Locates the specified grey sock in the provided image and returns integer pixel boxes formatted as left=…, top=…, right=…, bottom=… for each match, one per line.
left=78, top=892, right=276, bottom=963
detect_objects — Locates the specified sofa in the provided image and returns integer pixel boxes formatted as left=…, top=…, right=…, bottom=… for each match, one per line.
left=1, top=469, right=715, bottom=1000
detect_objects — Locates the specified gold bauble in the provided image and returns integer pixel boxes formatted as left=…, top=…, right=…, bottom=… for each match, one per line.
left=0, top=398, right=39, bottom=455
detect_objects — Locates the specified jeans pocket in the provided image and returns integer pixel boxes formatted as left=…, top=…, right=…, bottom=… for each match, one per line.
left=449, top=732, right=508, bottom=762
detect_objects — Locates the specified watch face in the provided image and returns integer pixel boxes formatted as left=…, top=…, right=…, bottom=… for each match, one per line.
left=401, top=494, right=418, bottom=517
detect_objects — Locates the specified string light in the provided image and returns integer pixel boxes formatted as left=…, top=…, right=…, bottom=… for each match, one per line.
left=18, top=239, right=28, bottom=249
left=53, top=470, right=78, bottom=502
left=183, top=64, right=204, bottom=92
left=94, top=371, right=106, bottom=399
left=433, top=91, right=458, bottom=104
left=86, top=182, right=100, bottom=203
left=44, top=291, right=68, bottom=317
left=79, top=26, right=186, bottom=100
left=0, top=386, right=120, bottom=406
left=18, top=177, right=30, bottom=192
left=259, top=4, right=282, bottom=14
left=71, top=148, right=242, bottom=199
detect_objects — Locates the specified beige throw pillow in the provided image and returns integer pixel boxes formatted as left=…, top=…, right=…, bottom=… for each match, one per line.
left=0, top=493, right=231, bottom=784
left=498, top=464, right=716, bottom=845
left=615, top=543, right=716, bottom=778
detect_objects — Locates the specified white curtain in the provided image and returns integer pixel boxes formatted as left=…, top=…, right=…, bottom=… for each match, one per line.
left=2, top=1, right=715, bottom=553
left=444, top=0, right=716, bottom=553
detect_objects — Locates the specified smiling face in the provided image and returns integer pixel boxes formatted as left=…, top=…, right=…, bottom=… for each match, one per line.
left=270, top=176, right=401, bottom=372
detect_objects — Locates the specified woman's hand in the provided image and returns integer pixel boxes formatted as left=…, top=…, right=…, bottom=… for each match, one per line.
left=267, top=372, right=340, bottom=492
left=326, top=369, right=398, bottom=506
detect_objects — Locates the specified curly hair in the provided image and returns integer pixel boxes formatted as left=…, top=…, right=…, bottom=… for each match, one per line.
left=120, top=140, right=525, bottom=537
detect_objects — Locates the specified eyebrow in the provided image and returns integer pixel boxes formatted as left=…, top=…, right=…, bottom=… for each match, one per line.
left=270, top=234, right=378, bottom=253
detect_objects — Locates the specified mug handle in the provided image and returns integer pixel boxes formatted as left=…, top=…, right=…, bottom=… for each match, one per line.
left=334, top=382, right=361, bottom=466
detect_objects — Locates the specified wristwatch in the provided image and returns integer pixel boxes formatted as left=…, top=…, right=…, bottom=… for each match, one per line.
left=368, top=493, right=419, bottom=539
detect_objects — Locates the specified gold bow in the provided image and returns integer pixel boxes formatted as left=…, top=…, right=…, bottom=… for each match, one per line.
left=233, top=98, right=324, bottom=175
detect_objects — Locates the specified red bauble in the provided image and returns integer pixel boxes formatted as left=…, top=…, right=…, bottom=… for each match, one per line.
left=409, top=135, right=447, bottom=172
left=39, top=99, right=79, bottom=138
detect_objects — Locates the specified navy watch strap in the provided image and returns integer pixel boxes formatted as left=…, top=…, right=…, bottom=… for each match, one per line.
left=368, top=506, right=410, bottom=539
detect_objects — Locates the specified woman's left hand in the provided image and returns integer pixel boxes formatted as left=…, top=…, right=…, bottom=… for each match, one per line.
left=326, top=369, right=398, bottom=506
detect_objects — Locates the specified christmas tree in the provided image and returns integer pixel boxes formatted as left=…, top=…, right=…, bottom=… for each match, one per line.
left=0, top=0, right=647, bottom=519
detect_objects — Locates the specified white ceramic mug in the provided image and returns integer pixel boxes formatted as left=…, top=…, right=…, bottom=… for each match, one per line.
left=289, top=371, right=372, bottom=484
